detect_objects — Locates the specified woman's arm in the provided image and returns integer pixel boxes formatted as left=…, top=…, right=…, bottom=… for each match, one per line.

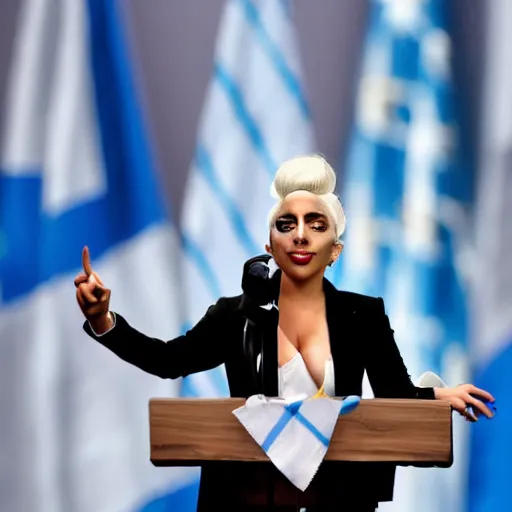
left=76, top=246, right=235, bottom=380
left=83, top=298, right=234, bottom=379
left=364, top=297, right=435, bottom=399
left=365, top=297, right=495, bottom=421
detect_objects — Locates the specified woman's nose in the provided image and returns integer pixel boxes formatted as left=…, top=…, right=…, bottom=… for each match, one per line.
left=293, top=223, right=308, bottom=245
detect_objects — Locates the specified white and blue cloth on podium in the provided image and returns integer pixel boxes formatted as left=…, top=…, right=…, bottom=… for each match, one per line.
left=233, top=394, right=360, bottom=491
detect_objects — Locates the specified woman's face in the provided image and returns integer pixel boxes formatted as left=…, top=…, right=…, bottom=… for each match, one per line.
left=266, top=191, right=341, bottom=283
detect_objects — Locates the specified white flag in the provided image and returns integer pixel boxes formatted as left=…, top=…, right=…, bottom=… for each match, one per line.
left=180, top=0, right=315, bottom=398
left=0, top=1, right=196, bottom=511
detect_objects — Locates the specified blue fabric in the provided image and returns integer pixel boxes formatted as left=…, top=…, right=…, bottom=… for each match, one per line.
left=340, top=395, right=361, bottom=415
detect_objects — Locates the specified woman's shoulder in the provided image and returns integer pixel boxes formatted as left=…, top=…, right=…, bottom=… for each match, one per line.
left=338, top=289, right=381, bottom=305
left=188, top=294, right=247, bottom=331
left=207, top=294, right=245, bottom=314
left=330, top=284, right=386, bottom=316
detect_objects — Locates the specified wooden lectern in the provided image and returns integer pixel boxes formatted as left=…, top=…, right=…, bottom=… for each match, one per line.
left=149, top=398, right=452, bottom=510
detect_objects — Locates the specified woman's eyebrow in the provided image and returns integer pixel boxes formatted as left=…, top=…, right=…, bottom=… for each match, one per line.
left=276, top=213, right=296, bottom=221
left=276, top=212, right=327, bottom=222
left=304, top=212, right=327, bottom=222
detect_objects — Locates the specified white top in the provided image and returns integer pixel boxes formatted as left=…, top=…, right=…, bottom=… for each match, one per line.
left=278, top=352, right=335, bottom=398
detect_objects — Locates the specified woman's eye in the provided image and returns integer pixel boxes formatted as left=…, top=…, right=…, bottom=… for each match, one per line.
left=311, top=223, right=327, bottom=231
left=276, top=221, right=293, bottom=232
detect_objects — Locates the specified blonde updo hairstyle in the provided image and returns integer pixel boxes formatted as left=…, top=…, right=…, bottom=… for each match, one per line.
left=268, top=154, right=346, bottom=244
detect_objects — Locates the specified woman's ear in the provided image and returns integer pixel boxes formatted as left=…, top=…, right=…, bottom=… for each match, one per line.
left=265, top=242, right=273, bottom=255
left=330, top=240, right=343, bottom=265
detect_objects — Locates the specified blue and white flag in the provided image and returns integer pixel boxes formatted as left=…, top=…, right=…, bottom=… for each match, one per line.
left=0, top=1, right=195, bottom=511
left=333, top=1, right=472, bottom=511
left=180, top=0, right=315, bottom=399
left=468, top=0, right=512, bottom=509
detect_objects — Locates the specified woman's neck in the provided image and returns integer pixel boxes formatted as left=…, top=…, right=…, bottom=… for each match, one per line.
left=279, top=272, right=324, bottom=303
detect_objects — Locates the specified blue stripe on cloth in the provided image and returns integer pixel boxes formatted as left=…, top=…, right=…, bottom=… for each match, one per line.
left=260, top=399, right=331, bottom=452
left=260, top=397, right=352, bottom=452
left=214, top=62, right=277, bottom=176
left=261, top=400, right=302, bottom=452
left=339, top=395, right=360, bottom=415
left=240, top=0, right=311, bottom=121
left=295, top=411, right=329, bottom=447
left=195, top=143, right=260, bottom=256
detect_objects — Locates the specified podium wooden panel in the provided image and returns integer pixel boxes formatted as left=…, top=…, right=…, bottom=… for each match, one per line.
left=148, top=398, right=452, bottom=510
left=149, top=398, right=452, bottom=465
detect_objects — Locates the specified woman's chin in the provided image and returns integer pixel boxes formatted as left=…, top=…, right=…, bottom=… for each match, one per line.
left=282, top=265, right=323, bottom=283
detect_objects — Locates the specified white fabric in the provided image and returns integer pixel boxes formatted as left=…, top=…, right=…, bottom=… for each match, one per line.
left=278, top=353, right=335, bottom=398
left=233, top=393, right=343, bottom=491
left=235, top=351, right=346, bottom=491
left=416, top=371, right=447, bottom=388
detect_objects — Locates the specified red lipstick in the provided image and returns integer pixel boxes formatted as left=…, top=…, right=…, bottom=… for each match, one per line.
left=288, top=251, right=314, bottom=265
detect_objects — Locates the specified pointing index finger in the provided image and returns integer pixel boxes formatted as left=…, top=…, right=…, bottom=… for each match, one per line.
left=82, top=246, right=93, bottom=276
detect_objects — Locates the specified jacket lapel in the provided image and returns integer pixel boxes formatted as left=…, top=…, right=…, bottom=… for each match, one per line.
left=324, top=280, right=365, bottom=397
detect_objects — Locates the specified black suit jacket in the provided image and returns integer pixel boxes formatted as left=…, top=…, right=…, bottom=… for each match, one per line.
left=83, top=276, right=435, bottom=402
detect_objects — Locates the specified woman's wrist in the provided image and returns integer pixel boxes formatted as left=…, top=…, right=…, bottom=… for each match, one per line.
left=434, top=387, right=445, bottom=400
left=89, top=311, right=114, bottom=335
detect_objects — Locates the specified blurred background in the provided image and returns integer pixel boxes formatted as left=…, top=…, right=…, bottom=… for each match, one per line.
left=0, top=0, right=509, bottom=511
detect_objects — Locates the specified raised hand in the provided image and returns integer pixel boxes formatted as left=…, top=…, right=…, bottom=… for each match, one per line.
left=75, top=246, right=113, bottom=334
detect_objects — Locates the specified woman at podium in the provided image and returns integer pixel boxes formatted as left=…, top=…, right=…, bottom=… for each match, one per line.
left=75, top=154, right=494, bottom=511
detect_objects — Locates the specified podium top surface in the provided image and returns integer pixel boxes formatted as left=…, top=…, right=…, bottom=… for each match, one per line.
left=148, top=397, right=452, bottom=467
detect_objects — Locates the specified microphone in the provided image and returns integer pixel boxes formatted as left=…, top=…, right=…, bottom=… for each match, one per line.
left=241, top=255, right=280, bottom=306
left=240, top=255, right=281, bottom=396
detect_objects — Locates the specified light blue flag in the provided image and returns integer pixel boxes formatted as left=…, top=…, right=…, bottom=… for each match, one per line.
left=0, top=1, right=195, bottom=511
left=332, top=1, right=472, bottom=511
left=180, top=0, right=315, bottom=399
left=468, top=0, right=512, bottom=509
